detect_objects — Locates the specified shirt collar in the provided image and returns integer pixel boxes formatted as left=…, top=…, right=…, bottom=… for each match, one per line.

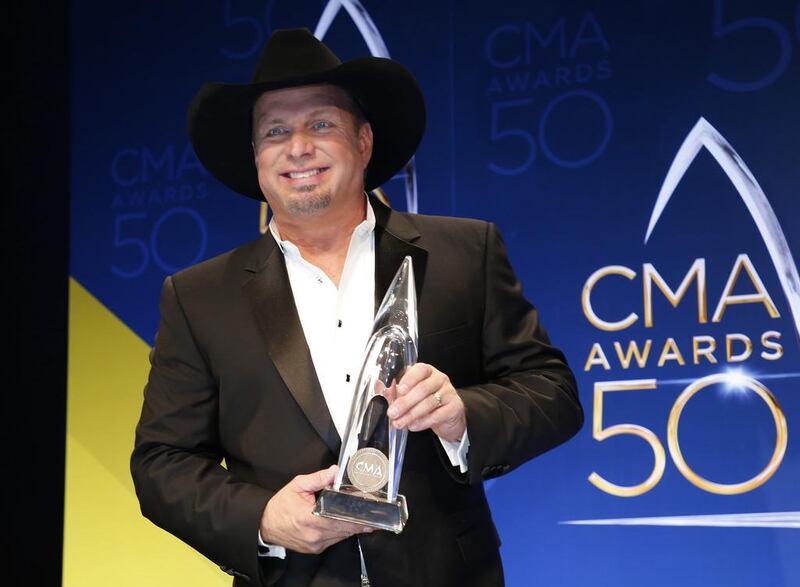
left=268, top=194, right=376, bottom=254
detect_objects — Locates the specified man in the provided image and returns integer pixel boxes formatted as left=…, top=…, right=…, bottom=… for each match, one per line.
left=131, top=28, right=582, bottom=587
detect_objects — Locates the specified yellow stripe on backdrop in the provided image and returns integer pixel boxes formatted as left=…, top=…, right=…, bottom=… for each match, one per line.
left=63, top=278, right=227, bottom=586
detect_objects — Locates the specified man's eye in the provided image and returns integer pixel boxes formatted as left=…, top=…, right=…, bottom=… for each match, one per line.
left=312, top=120, right=332, bottom=130
left=266, top=127, right=288, bottom=137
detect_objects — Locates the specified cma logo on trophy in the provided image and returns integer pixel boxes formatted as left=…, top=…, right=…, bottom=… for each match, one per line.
left=348, top=448, right=390, bottom=493
left=569, top=118, right=800, bottom=528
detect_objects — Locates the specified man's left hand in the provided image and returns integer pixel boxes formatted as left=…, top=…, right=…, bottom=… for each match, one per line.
left=386, top=363, right=466, bottom=442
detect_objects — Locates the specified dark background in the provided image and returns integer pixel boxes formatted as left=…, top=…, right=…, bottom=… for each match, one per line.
left=4, top=2, right=68, bottom=584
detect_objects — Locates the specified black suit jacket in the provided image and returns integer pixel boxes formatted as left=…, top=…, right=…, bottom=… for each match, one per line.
left=131, top=199, right=583, bottom=587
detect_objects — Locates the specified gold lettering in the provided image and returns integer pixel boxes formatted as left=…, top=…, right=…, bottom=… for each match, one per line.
left=613, top=340, right=652, bottom=369
left=582, top=265, right=638, bottom=331
left=692, top=335, right=717, bottom=364
left=585, top=343, right=611, bottom=371
left=712, top=254, right=780, bottom=322
left=726, top=333, right=753, bottom=362
left=761, top=330, right=784, bottom=361
left=667, top=373, right=786, bottom=495
left=657, top=337, right=686, bottom=367
left=643, top=259, right=707, bottom=328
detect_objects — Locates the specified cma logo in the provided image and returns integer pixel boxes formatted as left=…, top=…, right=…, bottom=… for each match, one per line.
left=111, top=143, right=206, bottom=187
left=354, top=461, right=383, bottom=477
left=581, top=118, right=798, bottom=371
left=583, top=253, right=780, bottom=332
left=582, top=254, right=784, bottom=371
left=580, top=118, right=795, bottom=500
left=645, top=117, right=800, bottom=340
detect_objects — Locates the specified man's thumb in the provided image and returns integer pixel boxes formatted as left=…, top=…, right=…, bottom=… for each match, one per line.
left=294, top=464, right=337, bottom=493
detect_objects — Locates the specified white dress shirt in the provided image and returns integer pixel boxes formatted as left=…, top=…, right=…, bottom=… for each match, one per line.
left=258, top=198, right=469, bottom=561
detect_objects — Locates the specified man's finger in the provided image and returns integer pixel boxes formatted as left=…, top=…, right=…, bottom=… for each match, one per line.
left=407, top=403, right=453, bottom=433
left=315, top=526, right=372, bottom=554
left=389, top=374, right=441, bottom=421
left=293, top=464, right=337, bottom=493
left=308, top=512, right=375, bottom=538
left=393, top=387, right=440, bottom=428
left=329, top=519, right=375, bottom=535
left=383, top=381, right=398, bottom=403
left=395, top=386, right=449, bottom=429
left=396, top=363, right=432, bottom=396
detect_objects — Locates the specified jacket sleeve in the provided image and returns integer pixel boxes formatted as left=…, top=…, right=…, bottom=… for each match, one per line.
left=130, top=275, right=285, bottom=585
left=457, top=222, right=584, bottom=485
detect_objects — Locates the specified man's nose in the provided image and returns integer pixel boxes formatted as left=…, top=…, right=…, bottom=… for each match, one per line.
left=287, top=130, right=314, bottom=159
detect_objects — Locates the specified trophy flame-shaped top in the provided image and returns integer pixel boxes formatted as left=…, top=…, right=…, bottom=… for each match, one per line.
left=372, top=256, right=418, bottom=350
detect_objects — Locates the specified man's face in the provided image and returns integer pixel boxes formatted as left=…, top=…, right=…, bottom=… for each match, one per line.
left=252, top=84, right=373, bottom=218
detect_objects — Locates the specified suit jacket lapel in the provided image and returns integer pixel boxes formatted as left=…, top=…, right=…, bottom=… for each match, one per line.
left=241, top=236, right=341, bottom=456
left=372, top=198, right=428, bottom=312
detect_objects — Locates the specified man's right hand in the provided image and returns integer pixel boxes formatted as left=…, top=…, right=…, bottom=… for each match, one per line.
left=259, top=464, right=374, bottom=554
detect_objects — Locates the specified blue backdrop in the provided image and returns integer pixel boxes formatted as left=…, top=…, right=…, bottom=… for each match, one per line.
left=71, top=1, right=800, bottom=584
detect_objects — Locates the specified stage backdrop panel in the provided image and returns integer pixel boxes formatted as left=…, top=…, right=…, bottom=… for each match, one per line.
left=66, top=1, right=800, bottom=585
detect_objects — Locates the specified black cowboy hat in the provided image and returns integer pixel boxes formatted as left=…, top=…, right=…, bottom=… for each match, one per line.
left=187, top=28, right=426, bottom=201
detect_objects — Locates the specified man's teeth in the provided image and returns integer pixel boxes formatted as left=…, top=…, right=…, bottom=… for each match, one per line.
left=288, top=168, right=324, bottom=179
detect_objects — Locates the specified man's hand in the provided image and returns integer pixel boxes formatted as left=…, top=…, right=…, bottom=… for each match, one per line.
left=386, top=363, right=467, bottom=442
left=260, top=465, right=373, bottom=554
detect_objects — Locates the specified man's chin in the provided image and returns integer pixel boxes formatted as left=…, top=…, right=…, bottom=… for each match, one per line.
left=285, top=191, right=332, bottom=216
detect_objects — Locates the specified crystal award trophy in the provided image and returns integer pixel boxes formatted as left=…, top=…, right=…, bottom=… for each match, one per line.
left=313, top=256, right=417, bottom=533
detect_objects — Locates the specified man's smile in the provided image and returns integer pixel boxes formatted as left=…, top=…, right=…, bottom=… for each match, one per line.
left=280, top=166, right=330, bottom=184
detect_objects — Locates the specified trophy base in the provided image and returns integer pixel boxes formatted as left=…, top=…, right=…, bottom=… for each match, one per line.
left=313, top=489, right=408, bottom=534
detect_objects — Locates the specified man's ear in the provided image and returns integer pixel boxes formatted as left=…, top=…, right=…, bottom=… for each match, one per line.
left=358, top=122, right=374, bottom=164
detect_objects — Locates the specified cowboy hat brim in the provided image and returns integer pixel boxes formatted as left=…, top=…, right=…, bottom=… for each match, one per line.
left=187, top=56, right=426, bottom=201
